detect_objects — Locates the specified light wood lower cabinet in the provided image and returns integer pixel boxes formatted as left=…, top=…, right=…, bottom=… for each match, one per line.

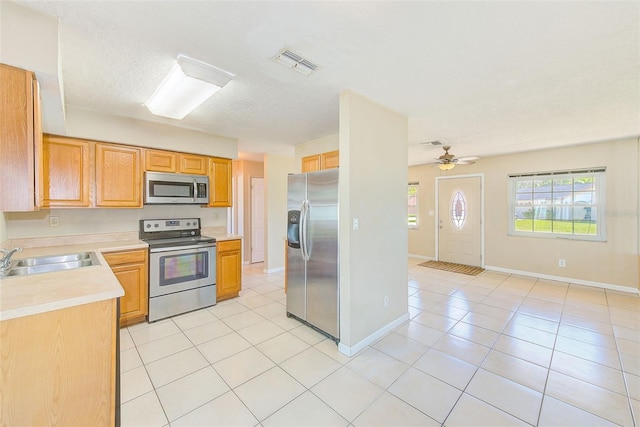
left=0, top=299, right=118, bottom=426
left=217, top=239, right=242, bottom=301
left=103, top=249, right=148, bottom=327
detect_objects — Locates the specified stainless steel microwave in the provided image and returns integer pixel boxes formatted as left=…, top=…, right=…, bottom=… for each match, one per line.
left=144, top=172, right=209, bottom=204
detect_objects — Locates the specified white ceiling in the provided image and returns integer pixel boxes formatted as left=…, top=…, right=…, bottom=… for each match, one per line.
left=16, top=1, right=640, bottom=165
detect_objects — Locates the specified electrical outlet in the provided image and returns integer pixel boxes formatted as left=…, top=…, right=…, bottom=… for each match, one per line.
left=558, top=259, right=566, bottom=268
left=352, top=218, right=359, bottom=230
left=49, top=216, right=59, bottom=227
left=383, top=295, right=389, bottom=308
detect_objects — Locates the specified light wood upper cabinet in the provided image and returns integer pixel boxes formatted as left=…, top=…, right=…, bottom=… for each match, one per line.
left=321, top=150, right=339, bottom=170
left=179, top=153, right=208, bottom=175
left=95, top=143, right=142, bottom=207
left=0, top=64, right=43, bottom=211
left=42, top=135, right=91, bottom=207
left=302, top=150, right=339, bottom=173
left=103, top=249, right=148, bottom=327
left=144, top=149, right=207, bottom=175
left=301, top=154, right=321, bottom=173
left=209, top=157, right=232, bottom=207
left=145, top=149, right=177, bottom=172
left=217, top=239, right=242, bottom=301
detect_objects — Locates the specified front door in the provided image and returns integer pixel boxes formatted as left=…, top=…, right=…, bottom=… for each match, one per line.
left=437, top=175, right=483, bottom=267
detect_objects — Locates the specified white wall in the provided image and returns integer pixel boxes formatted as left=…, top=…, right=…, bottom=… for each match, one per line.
left=65, top=106, right=237, bottom=158
left=408, top=137, right=639, bottom=291
left=264, top=154, right=295, bottom=272
left=0, top=213, right=7, bottom=246
left=4, top=205, right=228, bottom=240
left=232, top=160, right=265, bottom=263
left=0, top=1, right=65, bottom=134
left=338, top=91, right=409, bottom=355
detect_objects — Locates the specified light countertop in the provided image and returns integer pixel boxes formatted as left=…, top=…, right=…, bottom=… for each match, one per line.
left=0, top=233, right=242, bottom=322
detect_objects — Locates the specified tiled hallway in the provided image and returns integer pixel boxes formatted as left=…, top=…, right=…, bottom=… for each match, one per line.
left=120, top=259, right=640, bottom=426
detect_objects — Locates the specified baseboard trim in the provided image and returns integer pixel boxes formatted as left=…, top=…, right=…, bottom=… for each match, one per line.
left=338, top=312, right=410, bottom=357
left=408, top=254, right=434, bottom=261
left=485, top=265, right=639, bottom=295
left=264, top=266, right=284, bottom=274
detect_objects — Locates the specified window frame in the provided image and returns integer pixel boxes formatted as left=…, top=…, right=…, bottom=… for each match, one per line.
left=408, top=182, right=419, bottom=229
left=508, top=168, right=606, bottom=242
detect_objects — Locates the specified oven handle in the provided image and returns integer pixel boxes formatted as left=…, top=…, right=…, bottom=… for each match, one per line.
left=149, top=242, right=216, bottom=253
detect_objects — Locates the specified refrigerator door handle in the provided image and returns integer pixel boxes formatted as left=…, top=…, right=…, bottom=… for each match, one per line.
left=300, top=199, right=310, bottom=261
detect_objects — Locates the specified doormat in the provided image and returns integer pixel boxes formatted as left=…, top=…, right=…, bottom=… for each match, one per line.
left=418, top=260, right=484, bottom=276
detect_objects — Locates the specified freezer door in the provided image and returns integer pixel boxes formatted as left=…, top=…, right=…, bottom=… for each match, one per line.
left=306, top=168, right=339, bottom=339
left=286, top=173, right=307, bottom=320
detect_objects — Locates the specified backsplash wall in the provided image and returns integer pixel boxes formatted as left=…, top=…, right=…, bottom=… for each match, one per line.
left=4, top=205, right=228, bottom=239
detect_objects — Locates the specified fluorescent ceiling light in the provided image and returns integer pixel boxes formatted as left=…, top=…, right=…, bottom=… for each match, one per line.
left=145, top=55, right=233, bottom=120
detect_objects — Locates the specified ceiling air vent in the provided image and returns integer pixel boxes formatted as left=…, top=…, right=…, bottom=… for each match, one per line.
left=420, top=140, right=443, bottom=146
left=274, top=48, right=318, bottom=76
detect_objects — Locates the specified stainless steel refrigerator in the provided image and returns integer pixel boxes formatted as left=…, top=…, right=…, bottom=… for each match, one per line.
left=286, top=168, right=339, bottom=341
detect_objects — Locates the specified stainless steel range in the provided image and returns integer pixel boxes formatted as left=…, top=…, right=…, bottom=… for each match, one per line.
left=140, top=218, right=216, bottom=322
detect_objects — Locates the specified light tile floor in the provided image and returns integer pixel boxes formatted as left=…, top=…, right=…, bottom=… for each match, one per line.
left=120, top=259, right=640, bottom=426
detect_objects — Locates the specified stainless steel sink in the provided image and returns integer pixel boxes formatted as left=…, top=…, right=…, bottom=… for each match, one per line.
left=3, top=252, right=100, bottom=277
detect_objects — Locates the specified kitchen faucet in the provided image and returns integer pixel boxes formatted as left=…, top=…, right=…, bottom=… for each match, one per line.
left=0, top=247, right=22, bottom=272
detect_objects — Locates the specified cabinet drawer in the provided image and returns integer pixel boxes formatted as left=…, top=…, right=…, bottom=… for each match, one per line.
left=103, top=249, right=147, bottom=266
left=218, top=239, right=241, bottom=252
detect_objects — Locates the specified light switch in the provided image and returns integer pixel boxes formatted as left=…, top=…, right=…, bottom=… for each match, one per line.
left=428, top=210, right=434, bottom=216
left=352, top=218, right=359, bottom=230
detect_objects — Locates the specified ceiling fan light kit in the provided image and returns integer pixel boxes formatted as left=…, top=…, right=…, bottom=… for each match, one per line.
left=430, top=145, right=480, bottom=170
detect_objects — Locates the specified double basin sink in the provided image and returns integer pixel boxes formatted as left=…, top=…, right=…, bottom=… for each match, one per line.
left=2, top=252, right=100, bottom=277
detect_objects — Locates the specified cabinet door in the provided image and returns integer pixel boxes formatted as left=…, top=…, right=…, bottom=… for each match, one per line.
left=0, top=299, right=117, bottom=426
left=42, top=135, right=91, bottom=207
left=216, top=240, right=242, bottom=301
left=104, top=249, right=148, bottom=327
left=321, top=150, right=339, bottom=170
left=179, top=153, right=208, bottom=175
left=301, top=154, right=320, bottom=173
left=145, top=149, right=177, bottom=172
left=0, top=64, right=42, bottom=211
left=209, top=157, right=232, bottom=207
left=95, top=143, right=142, bottom=207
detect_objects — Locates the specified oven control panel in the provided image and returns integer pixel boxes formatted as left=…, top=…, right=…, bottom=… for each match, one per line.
left=141, top=218, right=200, bottom=232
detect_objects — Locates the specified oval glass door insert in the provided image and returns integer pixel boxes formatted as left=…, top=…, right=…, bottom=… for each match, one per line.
left=451, top=191, right=466, bottom=230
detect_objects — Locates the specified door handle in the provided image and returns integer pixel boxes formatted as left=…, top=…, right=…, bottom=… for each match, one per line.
left=193, top=179, right=198, bottom=202
left=300, top=200, right=310, bottom=261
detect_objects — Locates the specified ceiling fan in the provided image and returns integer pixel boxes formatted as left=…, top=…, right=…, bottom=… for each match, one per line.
left=429, top=145, right=480, bottom=170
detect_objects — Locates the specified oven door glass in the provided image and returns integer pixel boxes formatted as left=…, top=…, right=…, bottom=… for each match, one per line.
left=149, top=246, right=216, bottom=297
left=160, top=251, right=208, bottom=285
